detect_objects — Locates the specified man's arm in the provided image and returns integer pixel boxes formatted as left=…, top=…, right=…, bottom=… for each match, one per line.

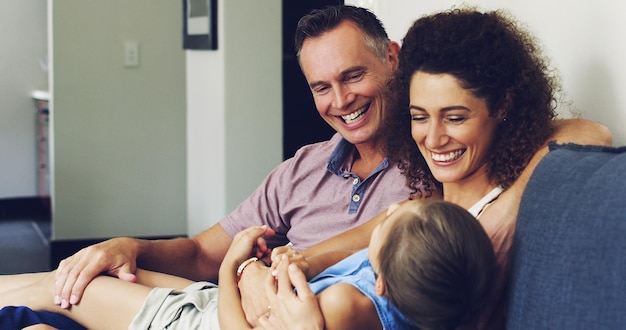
left=137, top=224, right=233, bottom=280
left=511, top=118, right=612, bottom=195
left=551, top=118, right=612, bottom=145
left=54, top=223, right=233, bottom=307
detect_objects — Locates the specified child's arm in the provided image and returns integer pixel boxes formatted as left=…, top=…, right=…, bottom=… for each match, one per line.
left=218, top=258, right=256, bottom=329
left=218, top=226, right=273, bottom=330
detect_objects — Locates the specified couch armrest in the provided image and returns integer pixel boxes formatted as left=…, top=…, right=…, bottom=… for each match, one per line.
left=507, top=143, right=626, bottom=329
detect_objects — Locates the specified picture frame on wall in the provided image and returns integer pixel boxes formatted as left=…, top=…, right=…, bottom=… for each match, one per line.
left=183, top=0, right=217, bottom=50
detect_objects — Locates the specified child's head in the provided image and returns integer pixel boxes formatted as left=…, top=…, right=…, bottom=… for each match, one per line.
left=369, top=200, right=495, bottom=329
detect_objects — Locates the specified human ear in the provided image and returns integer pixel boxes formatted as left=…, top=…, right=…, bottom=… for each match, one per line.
left=386, top=203, right=401, bottom=215
left=374, top=274, right=386, bottom=296
left=386, top=41, right=401, bottom=69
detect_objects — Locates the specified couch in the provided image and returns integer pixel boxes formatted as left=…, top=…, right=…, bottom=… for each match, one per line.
left=506, top=142, right=626, bottom=329
left=2, top=142, right=625, bottom=329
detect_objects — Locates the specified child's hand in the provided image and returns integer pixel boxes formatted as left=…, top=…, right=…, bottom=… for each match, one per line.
left=225, top=226, right=275, bottom=266
left=270, top=246, right=309, bottom=278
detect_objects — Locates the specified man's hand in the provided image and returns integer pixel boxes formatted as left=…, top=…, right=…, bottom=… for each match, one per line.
left=54, top=237, right=139, bottom=308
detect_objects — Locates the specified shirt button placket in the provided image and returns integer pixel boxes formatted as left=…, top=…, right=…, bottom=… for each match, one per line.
left=348, top=175, right=362, bottom=214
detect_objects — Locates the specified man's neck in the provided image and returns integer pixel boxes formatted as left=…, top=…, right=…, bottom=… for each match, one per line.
left=352, top=143, right=385, bottom=179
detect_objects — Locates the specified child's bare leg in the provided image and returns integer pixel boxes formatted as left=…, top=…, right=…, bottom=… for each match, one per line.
left=1, top=269, right=196, bottom=330
left=0, top=272, right=49, bottom=294
left=1, top=271, right=151, bottom=330
left=66, top=270, right=195, bottom=329
left=23, top=325, right=58, bottom=330
left=134, top=268, right=195, bottom=290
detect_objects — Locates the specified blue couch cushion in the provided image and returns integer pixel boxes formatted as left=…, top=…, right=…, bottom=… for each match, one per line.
left=507, top=143, right=626, bottom=329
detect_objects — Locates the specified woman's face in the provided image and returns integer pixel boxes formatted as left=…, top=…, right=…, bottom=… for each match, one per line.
left=409, top=71, right=499, bottom=185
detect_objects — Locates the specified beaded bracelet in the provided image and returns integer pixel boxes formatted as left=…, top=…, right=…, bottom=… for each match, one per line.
left=236, top=257, right=259, bottom=282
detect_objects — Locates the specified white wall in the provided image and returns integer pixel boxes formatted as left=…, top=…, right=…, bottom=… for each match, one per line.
left=349, top=0, right=626, bottom=146
left=51, top=1, right=187, bottom=239
left=0, top=2, right=47, bottom=198
left=6, top=0, right=282, bottom=240
left=186, top=0, right=282, bottom=235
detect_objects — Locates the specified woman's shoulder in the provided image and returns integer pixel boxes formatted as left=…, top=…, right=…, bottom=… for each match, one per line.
left=478, top=190, right=518, bottom=261
left=480, top=189, right=519, bottom=232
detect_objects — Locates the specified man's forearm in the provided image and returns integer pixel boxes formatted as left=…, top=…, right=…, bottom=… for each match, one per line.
left=552, top=119, right=612, bottom=146
left=135, top=237, right=219, bottom=281
left=135, top=237, right=201, bottom=279
left=137, top=223, right=234, bottom=282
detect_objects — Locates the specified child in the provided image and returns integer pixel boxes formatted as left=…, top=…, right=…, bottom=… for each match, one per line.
left=0, top=200, right=494, bottom=329
left=221, top=199, right=495, bottom=329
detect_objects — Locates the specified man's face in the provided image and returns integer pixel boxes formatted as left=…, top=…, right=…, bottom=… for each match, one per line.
left=299, top=21, right=398, bottom=148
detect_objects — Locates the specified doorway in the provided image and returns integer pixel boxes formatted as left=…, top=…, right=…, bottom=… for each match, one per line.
left=282, top=0, right=344, bottom=159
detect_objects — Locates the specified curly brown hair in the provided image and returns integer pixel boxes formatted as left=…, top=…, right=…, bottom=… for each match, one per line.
left=385, top=7, right=558, bottom=197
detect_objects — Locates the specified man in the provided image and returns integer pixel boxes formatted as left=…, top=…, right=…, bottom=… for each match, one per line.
left=52, top=5, right=411, bottom=311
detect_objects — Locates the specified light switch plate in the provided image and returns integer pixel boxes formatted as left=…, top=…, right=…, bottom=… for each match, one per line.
left=124, top=41, right=140, bottom=68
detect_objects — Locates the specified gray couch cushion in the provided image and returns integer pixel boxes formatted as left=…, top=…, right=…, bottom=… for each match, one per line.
left=507, top=143, right=626, bottom=329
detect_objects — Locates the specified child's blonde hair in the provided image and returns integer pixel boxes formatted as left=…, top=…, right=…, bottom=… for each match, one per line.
left=379, top=200, right=495, bottom=329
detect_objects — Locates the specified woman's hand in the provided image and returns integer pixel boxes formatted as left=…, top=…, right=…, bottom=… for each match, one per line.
left=257, top=257, right=323, bottom=330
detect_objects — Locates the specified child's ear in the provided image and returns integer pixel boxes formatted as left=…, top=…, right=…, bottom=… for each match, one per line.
left=375, top=275, right=386, bottom=296
left=387, top=203, right=401, bottom=216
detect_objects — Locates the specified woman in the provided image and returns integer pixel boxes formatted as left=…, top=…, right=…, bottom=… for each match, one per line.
left=385, top=7, right=558, bottom=327
left=0, top=200, right=495, bottom=330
